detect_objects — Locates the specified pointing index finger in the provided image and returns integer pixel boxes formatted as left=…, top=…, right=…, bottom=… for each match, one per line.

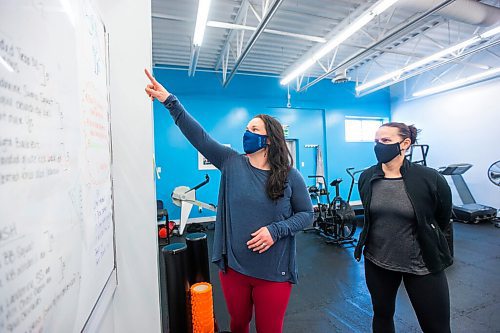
left=144, top=69, right=157, bottom=84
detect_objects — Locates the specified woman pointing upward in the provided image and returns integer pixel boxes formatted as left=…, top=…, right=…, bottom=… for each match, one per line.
left=145, top=69, right=313, bottom=333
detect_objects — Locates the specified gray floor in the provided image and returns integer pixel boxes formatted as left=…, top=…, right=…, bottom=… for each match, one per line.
left=180, top=220, right=500, bottom=332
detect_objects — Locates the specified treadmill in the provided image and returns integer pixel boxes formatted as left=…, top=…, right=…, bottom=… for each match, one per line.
left=438, top=163, right=498, bottom=223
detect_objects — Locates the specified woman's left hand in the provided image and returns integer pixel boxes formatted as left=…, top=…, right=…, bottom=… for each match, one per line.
left=247, top=227, right=274, bottom=253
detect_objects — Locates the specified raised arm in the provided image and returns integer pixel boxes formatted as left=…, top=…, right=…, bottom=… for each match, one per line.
left=144, top=69, right=237, bottom=169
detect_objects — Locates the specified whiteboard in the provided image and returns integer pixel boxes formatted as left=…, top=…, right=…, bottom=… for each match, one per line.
left=0, top=1, right=116, bottom=332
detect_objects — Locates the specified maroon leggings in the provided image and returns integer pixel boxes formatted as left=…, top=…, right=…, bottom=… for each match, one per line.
left=219, top=268, right=292, bottom=333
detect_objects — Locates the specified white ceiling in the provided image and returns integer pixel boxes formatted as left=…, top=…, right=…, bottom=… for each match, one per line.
left=152, top=0, right=500, bottom=94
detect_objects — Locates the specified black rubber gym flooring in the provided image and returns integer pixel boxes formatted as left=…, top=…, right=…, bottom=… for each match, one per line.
left=200, top=220, right=500, bottom=332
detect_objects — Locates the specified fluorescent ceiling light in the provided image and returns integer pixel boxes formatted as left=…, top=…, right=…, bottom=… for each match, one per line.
left=372, top=0, right=400, bottom=15
left=480, top=25, right=500, bottom=39
left=0, top=56, right=14, bottom=72
left=314, top=14, right=373, bottom=61
left=280, top=0, right=401, bottom=85
left=412, top=67, right=500, bottom=97
left=356, top=25, right=500, bottom=93
left=193, top=0, right=211, bottom=46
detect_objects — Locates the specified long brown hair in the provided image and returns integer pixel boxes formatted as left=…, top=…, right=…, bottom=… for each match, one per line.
left=255, top=114, right=292, bottom=200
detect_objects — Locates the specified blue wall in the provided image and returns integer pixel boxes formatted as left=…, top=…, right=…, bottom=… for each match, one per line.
left=153, top=69, right=390, bottom=219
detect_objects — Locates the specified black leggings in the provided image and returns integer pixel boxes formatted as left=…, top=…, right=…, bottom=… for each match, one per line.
left=364, top=259, right=450, bottom=333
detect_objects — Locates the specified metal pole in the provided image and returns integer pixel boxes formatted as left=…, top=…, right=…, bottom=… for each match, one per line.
left=188, top=45, right=201, bottom=77
left=223, top=0, right=285, bottom=87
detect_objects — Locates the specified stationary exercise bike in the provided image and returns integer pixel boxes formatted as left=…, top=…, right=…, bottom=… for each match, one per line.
left=305, top=175, right=357, bottom=246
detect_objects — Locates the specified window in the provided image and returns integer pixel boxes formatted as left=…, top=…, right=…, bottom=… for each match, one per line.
left=345, top=117, right=386, bottom=142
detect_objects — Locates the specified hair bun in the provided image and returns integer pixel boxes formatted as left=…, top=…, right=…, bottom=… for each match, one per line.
left=408, top=125, right=418, bottom=144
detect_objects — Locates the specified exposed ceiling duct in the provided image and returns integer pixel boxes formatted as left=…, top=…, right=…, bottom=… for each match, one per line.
left=397, top=0, right=500, bottom=26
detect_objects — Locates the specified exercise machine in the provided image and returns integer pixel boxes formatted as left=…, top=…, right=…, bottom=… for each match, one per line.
left=406, top=144, right=429, bottom=166
left=487, top=160, right=500, bottom=227
left=438, top=163, right=497, bottom=224
left=346, top=167, right=368, bottom=215
left=488, top=160, right=500, bottom=187
left=171, top=174, right=217, bottom=235
left=157, top=200, right=176, bottom=243
left=306, top=175, right=357, bottom=246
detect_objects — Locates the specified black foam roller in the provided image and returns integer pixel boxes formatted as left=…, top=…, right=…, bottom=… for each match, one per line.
left=162, top=243, right=190, bottom=333
left=185, top=232, right=210, bottom=284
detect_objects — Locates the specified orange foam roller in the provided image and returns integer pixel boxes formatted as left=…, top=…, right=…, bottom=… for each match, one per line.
left=191, top=282, right=215, bottom=333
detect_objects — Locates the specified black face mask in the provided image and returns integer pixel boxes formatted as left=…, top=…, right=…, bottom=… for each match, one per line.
left=374, top=141, right=403, bottom=164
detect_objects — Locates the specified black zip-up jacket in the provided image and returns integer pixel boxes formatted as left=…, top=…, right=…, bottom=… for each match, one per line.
left=354, top=159, right=453, bottom=273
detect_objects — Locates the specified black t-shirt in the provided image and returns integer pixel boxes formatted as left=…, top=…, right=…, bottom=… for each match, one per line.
left=364, top=178, right=430, bottom=275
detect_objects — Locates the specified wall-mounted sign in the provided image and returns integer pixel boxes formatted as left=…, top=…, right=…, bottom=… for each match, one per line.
left=198, top=144, right=231, bottom=170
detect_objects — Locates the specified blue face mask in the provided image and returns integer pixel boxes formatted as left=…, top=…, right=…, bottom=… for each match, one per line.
left=243, top=130, right=268, bottom=154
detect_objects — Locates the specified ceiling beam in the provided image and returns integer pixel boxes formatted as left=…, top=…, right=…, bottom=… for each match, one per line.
left=357, top=39, right=500, bottom=96
left=214, top=0, right=251, bottom=71
left=298, top=0, right=456, bottom=92
left=279, top=1, right=373, bottom=80
left=222, top=0, right=285, bottom=87
left=152, top=13, right=191, bottom=22
left=207, top=21, right=326, bottom=43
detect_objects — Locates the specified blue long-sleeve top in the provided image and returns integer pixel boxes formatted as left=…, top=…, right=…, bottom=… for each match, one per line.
left=163, top=95, right=313, bottom=283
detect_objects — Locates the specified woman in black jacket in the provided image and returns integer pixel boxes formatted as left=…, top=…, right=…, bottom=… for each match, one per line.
left=354, top=122, right=453, bottom=333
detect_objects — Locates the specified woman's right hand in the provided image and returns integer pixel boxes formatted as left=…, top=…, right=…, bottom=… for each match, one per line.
left=144, top=69, right=170, bottom=103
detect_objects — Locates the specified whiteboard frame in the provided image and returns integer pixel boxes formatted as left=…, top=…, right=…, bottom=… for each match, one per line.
left=81, top=268, right=118, bottom=332
left=80, top=14, right=118, bottom=332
